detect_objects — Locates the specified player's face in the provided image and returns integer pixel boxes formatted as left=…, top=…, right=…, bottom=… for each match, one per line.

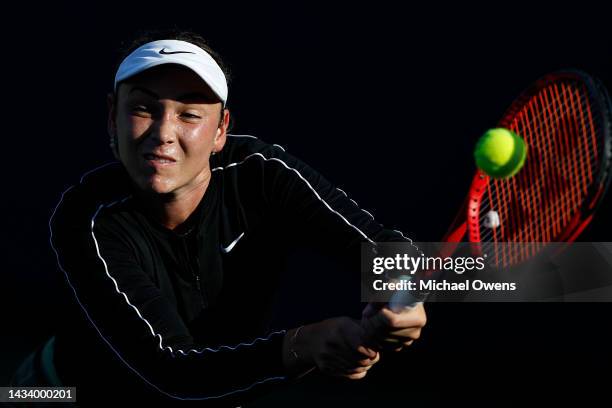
left=110, top=64, right=228, bottom=196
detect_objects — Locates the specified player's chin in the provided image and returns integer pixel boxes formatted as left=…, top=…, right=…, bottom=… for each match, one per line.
left=143, top=175, right=180, bottom=195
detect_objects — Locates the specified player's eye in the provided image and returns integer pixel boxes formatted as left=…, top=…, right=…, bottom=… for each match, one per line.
left=130, top=105, right=152, bottom=117
left=180, top=112, right=202, bottom=120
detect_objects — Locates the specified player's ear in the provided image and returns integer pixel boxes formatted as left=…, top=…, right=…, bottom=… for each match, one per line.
left=213, top=107, right=229, bottom=154
left=107, top=92, right=120, bottom=160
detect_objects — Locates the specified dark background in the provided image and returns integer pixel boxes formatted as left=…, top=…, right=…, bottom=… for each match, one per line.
left=2, top=1, right=612, bottom=405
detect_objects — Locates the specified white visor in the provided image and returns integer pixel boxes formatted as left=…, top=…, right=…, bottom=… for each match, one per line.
left=114, top=39, right=228, bottom=105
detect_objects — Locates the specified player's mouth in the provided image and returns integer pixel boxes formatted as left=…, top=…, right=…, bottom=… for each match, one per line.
left=143, top=153, right=177, bottom=167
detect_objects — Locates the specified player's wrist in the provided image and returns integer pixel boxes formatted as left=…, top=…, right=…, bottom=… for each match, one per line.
left=282, top=325, right=315, bottom=376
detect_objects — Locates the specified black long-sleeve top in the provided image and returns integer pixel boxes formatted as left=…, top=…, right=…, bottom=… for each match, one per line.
left=49, top=134, right=413, bottom=405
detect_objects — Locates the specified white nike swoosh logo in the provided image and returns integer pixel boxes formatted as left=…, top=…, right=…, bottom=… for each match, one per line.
left=221, top=232, right=245, bottom=253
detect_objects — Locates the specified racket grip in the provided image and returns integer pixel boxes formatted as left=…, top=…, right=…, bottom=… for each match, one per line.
left=388, top=275, right=429, bottom=313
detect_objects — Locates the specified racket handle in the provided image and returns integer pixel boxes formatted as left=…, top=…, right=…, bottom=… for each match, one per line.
left=388, top=275, right=428, bottom=313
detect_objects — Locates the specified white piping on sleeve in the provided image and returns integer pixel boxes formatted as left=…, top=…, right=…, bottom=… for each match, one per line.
left=214, top=147, right=417, bottom=250
left=211, top=152, right=376, bottom=245
left=361, top=209, right=375, bottom=219
left=392, top=229, right=423, bottom=255
left=392, top=229, right=413, bottom=243
left=226, top=134, right=258, bottom=139
left=336, top=188, right=375, bottom=221
left=49, top=167, right=286, bottom=400
left=337, top=188, right=416, bottom=245
left=226, top=134, right=285, bottom=153
left=177, top=330, right=280, bottom=355
left=79, top=161, right=119, bottom=184
left=89, top=199, right=283, bottom=356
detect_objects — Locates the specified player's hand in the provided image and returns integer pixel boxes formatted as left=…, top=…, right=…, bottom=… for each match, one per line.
left=283, top=317, right=380, bottom=380
left=361, top=302, right=427, bottom=352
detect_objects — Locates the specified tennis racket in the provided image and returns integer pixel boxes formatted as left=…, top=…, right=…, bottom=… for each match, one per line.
left=388, top=69, right=612, bottom=310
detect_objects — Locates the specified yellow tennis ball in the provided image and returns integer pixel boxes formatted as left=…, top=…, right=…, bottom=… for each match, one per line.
left=474, top=128, right=527, bottom=178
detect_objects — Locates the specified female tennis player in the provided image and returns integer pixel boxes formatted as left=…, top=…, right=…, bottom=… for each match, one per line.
left=12, top=30, right=426, bottom=405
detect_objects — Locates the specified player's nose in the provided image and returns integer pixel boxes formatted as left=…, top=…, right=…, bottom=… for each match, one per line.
left=152, top=111, right=178, bottom=145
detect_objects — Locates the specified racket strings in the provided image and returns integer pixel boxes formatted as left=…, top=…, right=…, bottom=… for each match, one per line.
left=507, top=85, right=591, bottom=238
left=488, top=104, right=599, bottom=265
left=478, top=86, right=590, bottom=235
left=497, top=85, right=598, bottom=264
left=491, top=87, right=592, bottom=264
left=519, top=84, right=600, bottom=234
left=477, top=80, right=602, bottom=267
left=483, top=189, right=581, bottom=265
